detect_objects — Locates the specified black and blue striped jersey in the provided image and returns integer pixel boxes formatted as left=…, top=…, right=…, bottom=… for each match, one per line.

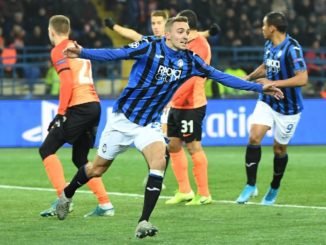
left=261, top=35, right=307, bottom=115
left=81, top=38, right=264, bottom=126
left=141, top=35, right=160, bottom=42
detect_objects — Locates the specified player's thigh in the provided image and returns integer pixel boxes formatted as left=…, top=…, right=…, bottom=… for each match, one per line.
left=168, top=137, right=183, bottom=153
left=142, top=141, right=166, bottom=170
left=134, top=122, right=166, bottom=152
left=273, top=112, right=301, bottom=145
left=64, top=102, right=101, bottom=144
left=97, top=112, right=137, bottom=160
left=97, top=129, right=131, bottom=160
left=72, top=133, right=92, bottom=168
left=167, top=106, right=206, bottom=143
left=249, top=101, right=273, bottom=144
left=39, top=129, right=65, bottom=159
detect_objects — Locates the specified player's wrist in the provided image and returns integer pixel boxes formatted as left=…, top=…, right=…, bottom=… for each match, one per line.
left=104, top=18, right=116, bottom=30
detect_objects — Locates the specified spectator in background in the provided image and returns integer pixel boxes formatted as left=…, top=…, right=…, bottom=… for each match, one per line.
left=219, top=60, right=250, bottom=98
left=0, top=26, right=4, bottom=49
left=25, top=25, right=48, bottom=47
left=45, top=60, right=60, bottom=96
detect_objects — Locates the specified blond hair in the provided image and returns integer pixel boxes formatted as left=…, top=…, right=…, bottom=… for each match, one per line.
left=165, top=16, right=188, bottom=32
left=49, top=15, right=70, bottom=35
left=151, top=10, right=169, bottom=20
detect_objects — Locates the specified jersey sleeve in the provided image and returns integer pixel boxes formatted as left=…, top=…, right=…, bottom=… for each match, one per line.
left=288, top=45, right=307, bottom=72
left=80, top=40, right=150, bottom=61
left=191, top=54, right=263, bottom=93
left=51, top=50, right=73, bottom=115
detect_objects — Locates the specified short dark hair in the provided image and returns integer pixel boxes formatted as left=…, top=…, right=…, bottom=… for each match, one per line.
left=165, top=16, right=188, bottom=32
left=177, top=9, right=198, bottom=30
left=265, top=11, right=288, bottom=33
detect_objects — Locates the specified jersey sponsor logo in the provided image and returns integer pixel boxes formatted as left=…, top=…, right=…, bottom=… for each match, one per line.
left=182, top=133, right=192, bottom=137
left=128, top=41, right=140, bottom=48
left=266, top=58, right=280, bottom=73
left=146, top=187, right=160, bottom=191
left=246, top=162, right=257, bottom=167
left=155, top=65, right=182, bottom=83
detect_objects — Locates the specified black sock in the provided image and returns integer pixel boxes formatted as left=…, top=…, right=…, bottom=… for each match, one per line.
left=271, top=154, right=288, bottom=189
left=64, top=165, right=90, bottom=198
left=245, top=145, right=261, bottom=186
left=139, top=174, right=163, bottom=222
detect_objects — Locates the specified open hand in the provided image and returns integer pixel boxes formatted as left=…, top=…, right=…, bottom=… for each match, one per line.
left=262, top=83, right=284, bottom=100
left=63, top=41, right=82, bottom=58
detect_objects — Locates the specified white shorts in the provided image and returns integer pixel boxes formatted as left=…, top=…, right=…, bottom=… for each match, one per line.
left=251, top=101, right=301, bottom=144
left=97, top=111, right=166, bottom=160
left=160, top=106, right=170, bottom=124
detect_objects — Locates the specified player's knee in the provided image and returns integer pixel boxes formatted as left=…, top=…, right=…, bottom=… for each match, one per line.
left=39, top=145, right=52, bottom=160
left=168, top=142, right=182, bottom=153
left=72, top=155, right=86, bottom=168
left=91, top=167, right=104, bottom=178
left=186, top=143, right=202, bottom=155
left=152, top=157, right=166, bottom=171
left=249, top=135, right=261, bottom=145
left=273, top=144, right=287, bottom=156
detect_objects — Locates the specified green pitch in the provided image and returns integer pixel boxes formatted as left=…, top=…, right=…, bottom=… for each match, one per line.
left=0, top=146, right=325, bottom=244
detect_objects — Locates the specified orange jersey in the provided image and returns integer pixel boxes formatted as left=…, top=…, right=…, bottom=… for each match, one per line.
left=51, top=39, right=99, bottom=115
left=170, top=35, right=211, bottom=109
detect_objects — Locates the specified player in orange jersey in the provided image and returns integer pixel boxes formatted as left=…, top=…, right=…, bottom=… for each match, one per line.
left=165, top=10, right=212, bottom=205
left=38, top=15, right=114, bottom=217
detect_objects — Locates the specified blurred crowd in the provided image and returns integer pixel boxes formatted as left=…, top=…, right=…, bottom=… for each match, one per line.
left=0, top=0, right=112, bottom=50
left=0, top=0, right=325, bottom=97
left=110, top=0, right=325, bottom=47
left=0, top=0, right=324, bottom=50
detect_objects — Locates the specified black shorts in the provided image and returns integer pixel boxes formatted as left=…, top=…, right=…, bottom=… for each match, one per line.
left=167, top=105, right=206, bottom=143
left=55, top=102, right=101, bottom=144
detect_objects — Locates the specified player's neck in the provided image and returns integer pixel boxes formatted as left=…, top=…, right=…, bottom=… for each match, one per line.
left=54, top=35, right=69, bottom=46
left=271, top=32, right=286, bottom=47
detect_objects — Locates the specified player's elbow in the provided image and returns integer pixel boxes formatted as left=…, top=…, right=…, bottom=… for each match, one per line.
left=301, top=71, right=309, bottom=86
left=297, top=71, right=308, bottom=86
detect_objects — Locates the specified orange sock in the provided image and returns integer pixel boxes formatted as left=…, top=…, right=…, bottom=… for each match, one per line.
left=86, top=177, right=110, bottom=204
left=170, top=148, right=192, bottom=193
left=43, top=154, right=66, bottom=197
left=192, top=151, right=210, bottom=197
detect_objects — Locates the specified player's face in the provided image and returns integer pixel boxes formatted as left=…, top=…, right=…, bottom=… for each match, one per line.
left=262, top=17, right=273, bottom=39
left=48, top=25, right=55, bottom=45
left=166, top=21, right=189, bottom=50
left=151, top=16, right=166, bottom=37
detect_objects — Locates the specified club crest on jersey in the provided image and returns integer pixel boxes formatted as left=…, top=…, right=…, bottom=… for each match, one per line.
left=102, top=143, right=107, bottom=153
left=128, top=41, right=140, bottom=48
left=177, top=59, right=183, bottom=68
left=277, top=50, right=283, bottom=58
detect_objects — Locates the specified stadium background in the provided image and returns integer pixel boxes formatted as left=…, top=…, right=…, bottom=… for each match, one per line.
left=0, top=1, right=326, bottom=244
left=0, top=0, right=325, bottom=146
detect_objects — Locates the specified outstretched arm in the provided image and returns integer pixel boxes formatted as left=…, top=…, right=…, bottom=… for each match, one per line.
left=64, top=41, right=149, bottom=62
left=104, top=18, right=142, bottom=42
left=245, top=63, right=266, bottom=81
left=257, top=70, right=308, bottom=88
left=199, top=23, right=221, bottom=38
left=191, top=56, right=283, bottom=99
